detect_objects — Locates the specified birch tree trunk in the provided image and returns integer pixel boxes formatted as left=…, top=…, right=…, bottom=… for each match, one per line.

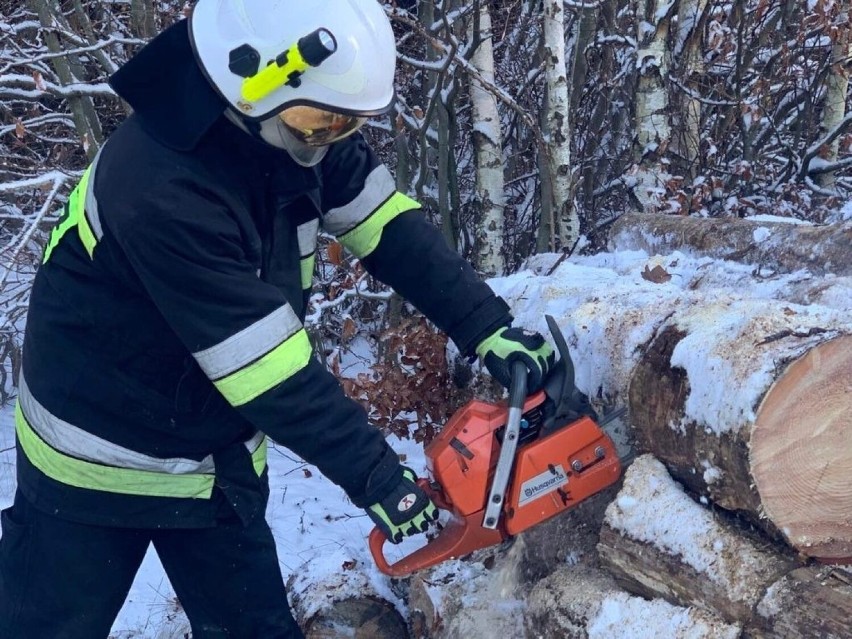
left=632, top=0, right=673, bottom=212
left=470, top=1, right=506, bottom=277
left=542, top=0, right=579, bottom=249
left=672, top=0, right=708, bottom=180
left=819, top=1, right=851, bottom=189
left=130, top=0, right=158, bottom=39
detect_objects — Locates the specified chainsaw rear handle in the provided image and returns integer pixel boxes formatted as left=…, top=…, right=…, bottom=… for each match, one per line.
left=369, top=363, right=529, bottom=575
left=369, top=478, right=506, bottom=577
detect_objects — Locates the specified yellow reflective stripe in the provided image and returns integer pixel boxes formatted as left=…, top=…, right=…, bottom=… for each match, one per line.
left=77, top=206, right=97, bottom=258
left=252, top=436, right=268, bottom=475
left=194, top=305, right=302, bottom=380
left=43, top=166, right=92, bottom=263
left=214, top=329, right=312, bottom=406
left=338, top=192, right=420, bottom=258
left=16, top=402, right=214, bottom=499
left=300, top=253, right=315, bottom=289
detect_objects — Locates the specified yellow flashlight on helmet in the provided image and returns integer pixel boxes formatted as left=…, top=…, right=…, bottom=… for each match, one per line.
left=240, top=28, right=337, bottom=103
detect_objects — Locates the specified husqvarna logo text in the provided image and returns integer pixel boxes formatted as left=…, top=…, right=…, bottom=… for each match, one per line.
left=518, top=466, right=568, bottom=506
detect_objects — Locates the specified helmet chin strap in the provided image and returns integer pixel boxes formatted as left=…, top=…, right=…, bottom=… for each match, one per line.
left=224, top=110, right=328, bottom=167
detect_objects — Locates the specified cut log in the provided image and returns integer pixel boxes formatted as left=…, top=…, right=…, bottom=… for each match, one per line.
left=301, top=596, right=408, bottom=639
left=488, top=260, right=852, bottom=560
left=525, top=563, right=740, bottom=639
left=608, top=213, right=852, bottom=276
left=629, top=330, right=852, bottom=561
left=598, top=455, right=852, bottom=638
left=287, top=559, right=408, bottom=639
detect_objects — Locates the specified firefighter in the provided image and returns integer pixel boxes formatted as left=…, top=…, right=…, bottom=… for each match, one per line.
left=0, top=1, right=554, bottom=637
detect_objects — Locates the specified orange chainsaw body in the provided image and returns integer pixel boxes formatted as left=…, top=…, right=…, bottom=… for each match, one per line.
left=370, top=390, right=622, bottom=576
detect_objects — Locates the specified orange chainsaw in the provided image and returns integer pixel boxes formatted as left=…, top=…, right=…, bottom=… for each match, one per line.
left=369, top=315, right=625, bottom=577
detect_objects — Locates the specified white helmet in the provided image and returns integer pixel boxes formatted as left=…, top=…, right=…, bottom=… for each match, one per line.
left=189, top=0, right=397, bottom=163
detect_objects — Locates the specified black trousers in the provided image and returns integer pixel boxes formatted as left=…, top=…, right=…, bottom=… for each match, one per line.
left=0, top=490, right=304, bottom=639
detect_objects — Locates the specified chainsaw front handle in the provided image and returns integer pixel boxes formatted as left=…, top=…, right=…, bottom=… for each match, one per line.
left=369, top=478, right=505, bottom=577
left=482, top=360, right=528, bottom=529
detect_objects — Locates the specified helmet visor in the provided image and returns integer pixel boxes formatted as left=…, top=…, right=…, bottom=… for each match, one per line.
left=278, top=106, right=366, bottom=147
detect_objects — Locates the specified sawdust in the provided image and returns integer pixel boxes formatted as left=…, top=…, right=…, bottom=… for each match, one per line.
left=440, top=538, right=527, bottom=639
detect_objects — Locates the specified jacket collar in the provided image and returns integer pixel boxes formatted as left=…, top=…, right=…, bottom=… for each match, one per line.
left=109, top=19, right=225, bottom=152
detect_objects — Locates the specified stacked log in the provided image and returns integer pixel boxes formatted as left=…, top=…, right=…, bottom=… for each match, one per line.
left=493, top=248, right=852, bottom=562
left=598, top=455, right=852, bottom=638
left=524, top=564, right=740, bottom=638
left=608, top=213, right=852, bottom=276
left=291, top=216, right=852, bottom=637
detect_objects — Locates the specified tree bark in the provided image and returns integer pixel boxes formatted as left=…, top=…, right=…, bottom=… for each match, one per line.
left=470, top=1, right=506, bottom=277
left=599, top=455, right=852, bottom=637
left=301, top=596, right=409, bottom=639
left=28, top=0, right=104, bottom=159
left=609, top=213, right=852, bottom=276
left=542, top=0, right=579, bottom=249
left=819, top=1, right=851, bottom=189
left=289, top=567, right=408, bottom=638
left=632, top=0, right=673, bottom=212
left=671, top=0, right=708, bottom=180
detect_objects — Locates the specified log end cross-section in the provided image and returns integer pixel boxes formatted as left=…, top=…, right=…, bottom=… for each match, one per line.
left=750, top=336, right=852, bottom=563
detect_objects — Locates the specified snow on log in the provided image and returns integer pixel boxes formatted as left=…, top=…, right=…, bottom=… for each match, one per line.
left=287, top=556, right=408, bottom=638
left=599, top=455, right=792, bottom=624
left=488, top=259, right=852, bottom=560
left=524, top=563, right=740, bottom=638
left=598, top=455, right=852, bottom=637
left=608, top=213, right=852, bottom=276
left=525, top=250, right=852, bottom=313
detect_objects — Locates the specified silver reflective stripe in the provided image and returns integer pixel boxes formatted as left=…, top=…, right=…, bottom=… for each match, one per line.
left=297, top=219, right=319, bottom=258
left=193, top=304, right=302, bottom=380
left=18, top=373, right=266, bottom=474
left=322, top=165, right=396, bottom=236
left=20, top=373, right=212, bottom=474
left=84, top=148, right=104, bottom=241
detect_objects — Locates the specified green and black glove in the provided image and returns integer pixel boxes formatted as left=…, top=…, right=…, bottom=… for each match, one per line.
left=366, top=468, right=439, bottom=544
left=475, top=326, right=555, bottom=393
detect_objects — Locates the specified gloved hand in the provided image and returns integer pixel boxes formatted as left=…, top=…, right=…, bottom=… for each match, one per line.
left=475, top=326, right=555, bottom=393
left=367, top=468, right=439, bottom=544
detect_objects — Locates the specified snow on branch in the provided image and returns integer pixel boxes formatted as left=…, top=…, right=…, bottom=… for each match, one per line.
left=0, top=36, right=144, bottom=75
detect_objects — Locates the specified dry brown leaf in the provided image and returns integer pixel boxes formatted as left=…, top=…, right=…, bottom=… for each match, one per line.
left=641, top=264, right=672, bottom=284
left=327, top=242, right=344, bottom=266
left=32, top=71, right=46, bottom=92
left=14, top=119, right=25, bottom=139
left=341, top=317, right=357, bottom=343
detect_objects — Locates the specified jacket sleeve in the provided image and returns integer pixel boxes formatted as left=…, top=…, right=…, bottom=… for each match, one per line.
left=106, top=172, right=401, bottom=508
left=321, top=136, right=512, bottom=356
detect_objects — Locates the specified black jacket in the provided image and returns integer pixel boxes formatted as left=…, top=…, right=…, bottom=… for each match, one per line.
left=16, top=20, right=511, bottom=528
